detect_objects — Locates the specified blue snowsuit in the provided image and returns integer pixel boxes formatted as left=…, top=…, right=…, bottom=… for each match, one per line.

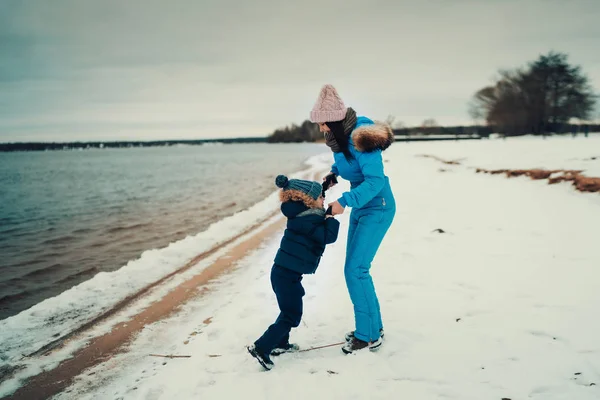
left=332, top=116, right=396, bottom=343
left=254, top=201, right=340, bottom=355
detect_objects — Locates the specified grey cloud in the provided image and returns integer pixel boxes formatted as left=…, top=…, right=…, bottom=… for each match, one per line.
left=1, top=0, right=599, bottom=141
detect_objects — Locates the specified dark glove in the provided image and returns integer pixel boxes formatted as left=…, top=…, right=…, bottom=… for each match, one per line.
left=321, top=174, right=338, bottom=197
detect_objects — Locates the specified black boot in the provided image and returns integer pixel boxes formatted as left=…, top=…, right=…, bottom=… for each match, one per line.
left=247, top=345, right=274, bottom=370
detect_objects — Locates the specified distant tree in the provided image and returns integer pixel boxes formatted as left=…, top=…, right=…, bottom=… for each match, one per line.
left=267, top=120, right=320, bottom=143
left=385, top=115, right=396, bottom=127
left=386, top=115, right=407, bottom=131
left=470, top=52, right=597, bottom=135
left=393, top=120, right=406, bottom=129
left=468, top=97, right=485, bottom=125
left=420, top=118, right=440, bottom=134
left=421, top=118, right=437, bottom=128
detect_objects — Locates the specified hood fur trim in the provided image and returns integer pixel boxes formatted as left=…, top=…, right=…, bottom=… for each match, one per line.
left=352, top=122, right=394, bottom=152
left=280, top=190, right=320, bottom=209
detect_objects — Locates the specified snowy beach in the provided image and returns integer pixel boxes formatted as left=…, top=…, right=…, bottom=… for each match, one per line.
left=2, top=135, right=600, bottom=399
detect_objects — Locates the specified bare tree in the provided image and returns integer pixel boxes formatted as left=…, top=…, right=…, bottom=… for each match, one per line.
left=421, top=118, right=438, bottom=128
left=385, top=115, right=395, bottom=127
left=385, top=115, right=406, bottom=130
left=393, top=120, right=406, bottom=129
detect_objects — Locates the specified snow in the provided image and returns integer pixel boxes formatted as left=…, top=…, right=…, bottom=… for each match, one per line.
left=427, top=134, right=600, bottom=177
left=0, top=154, right=332, bottom=395
left=6, top=136, right=600, bottom=399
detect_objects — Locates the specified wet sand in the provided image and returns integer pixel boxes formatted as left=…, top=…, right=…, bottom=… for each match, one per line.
left=8, top=213, right=286, bottom=400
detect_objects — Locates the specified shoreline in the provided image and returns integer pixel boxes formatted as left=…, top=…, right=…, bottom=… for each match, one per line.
left=4, top=169, right=326, bottom=399
left=7, top=213, right=286, bottom=400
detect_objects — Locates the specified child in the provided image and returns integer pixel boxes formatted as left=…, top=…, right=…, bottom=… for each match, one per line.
left=247, top=174, right=340, bottom=370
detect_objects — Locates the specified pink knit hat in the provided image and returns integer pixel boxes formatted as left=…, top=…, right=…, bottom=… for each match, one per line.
left=310, top=84, right=347, bottom=123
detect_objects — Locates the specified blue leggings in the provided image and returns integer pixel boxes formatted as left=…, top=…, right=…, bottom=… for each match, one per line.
left=344, top=199, right=395, bottom=342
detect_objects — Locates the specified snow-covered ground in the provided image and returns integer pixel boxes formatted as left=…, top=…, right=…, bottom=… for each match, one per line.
left=37, top=136, right=600, bottom=400
left=424, top=134, right=600, bottom=177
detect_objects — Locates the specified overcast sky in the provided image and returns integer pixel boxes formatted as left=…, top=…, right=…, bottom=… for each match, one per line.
left=1, top=0, right=599, bottom=142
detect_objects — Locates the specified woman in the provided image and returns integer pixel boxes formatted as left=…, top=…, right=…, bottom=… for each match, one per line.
left=310, top=84, right=395, bottom=354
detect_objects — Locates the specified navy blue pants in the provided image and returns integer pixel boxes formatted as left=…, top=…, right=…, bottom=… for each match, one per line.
left=254, top=265, right=304, bottom=354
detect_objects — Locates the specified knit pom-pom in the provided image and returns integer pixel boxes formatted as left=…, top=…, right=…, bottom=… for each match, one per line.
left=275, top=175, right=289, bottom=188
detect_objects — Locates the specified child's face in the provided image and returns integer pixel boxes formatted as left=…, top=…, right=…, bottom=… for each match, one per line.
left=316, top=195, right=324, bottom=209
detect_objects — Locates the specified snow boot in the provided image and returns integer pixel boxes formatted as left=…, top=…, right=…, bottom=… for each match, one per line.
left=247, top=344, right=274, bottom=370
left=345, top=328, right=384, bottom=342
left=342, top=337, right=383, bottom=354
left=270, top=343, right=300, bottom=356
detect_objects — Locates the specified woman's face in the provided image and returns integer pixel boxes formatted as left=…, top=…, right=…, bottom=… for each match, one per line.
left=318, top=123, right=330, bottom=133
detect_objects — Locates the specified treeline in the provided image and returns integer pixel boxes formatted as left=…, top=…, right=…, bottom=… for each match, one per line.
left=266, top=121, right=495, bottom=143
left=394, top=125, right=492, bottom=136
left=0, top=137, right=266, bottom=152
left=267, top=120, right=599, bottom=143
left=393, top=123, right=599, bottom=137
left=470, top=52, right=597, bottom=136
left=266, top=120, right=321, bottom=143
left=266, top=121, right=495, bottom=142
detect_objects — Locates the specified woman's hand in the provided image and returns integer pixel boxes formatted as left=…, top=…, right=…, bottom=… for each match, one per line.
left=328, top=200, right=345, bottom=216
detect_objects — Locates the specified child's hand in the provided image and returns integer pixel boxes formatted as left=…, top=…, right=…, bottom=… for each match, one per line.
left=328, top=200, right=345, bottom=216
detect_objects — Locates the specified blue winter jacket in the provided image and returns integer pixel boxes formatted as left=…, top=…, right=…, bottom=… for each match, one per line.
left=273, top=201, right=340, bottom=275
left=331, top=117, right=395, bottom=209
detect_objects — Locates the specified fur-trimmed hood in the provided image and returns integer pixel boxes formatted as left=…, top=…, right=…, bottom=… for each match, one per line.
left=351, top=122, right=394, bottom=153
left=280, top=190, right=320, bottom=211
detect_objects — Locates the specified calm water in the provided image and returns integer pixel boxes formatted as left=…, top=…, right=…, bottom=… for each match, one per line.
left=0, top=143, right=325, bottom=319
